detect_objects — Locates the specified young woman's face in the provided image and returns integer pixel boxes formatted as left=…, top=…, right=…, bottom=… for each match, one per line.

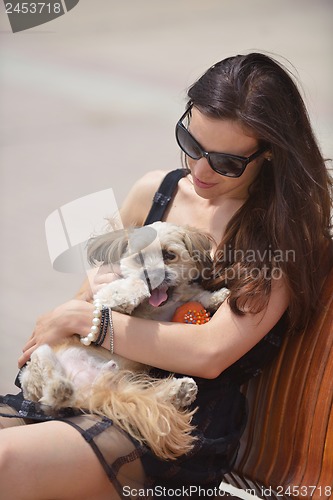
left=187, top=107, right=266, bottom=201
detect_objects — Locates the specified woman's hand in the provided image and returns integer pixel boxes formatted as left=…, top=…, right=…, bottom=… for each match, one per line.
left=18, top=299, right=94, bottom=368
left=90, top=264, right=122, bottom=296
left=76, top=265, right=122, bottom=302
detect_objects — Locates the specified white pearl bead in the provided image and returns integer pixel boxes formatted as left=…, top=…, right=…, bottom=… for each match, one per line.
left=93, top=301, right=103, bottom=310
left=92, top=317, right=101, bottom=326
left=80, top=337, right=91, bottom=346
left=87, top=332, right=96, bottom=341
left=93, top=309, right=101, bottom=318
left=90, top=325, right=99, bottom=334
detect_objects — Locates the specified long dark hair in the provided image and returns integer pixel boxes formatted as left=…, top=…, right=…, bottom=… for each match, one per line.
left=187, top=53, right=332, bottom=332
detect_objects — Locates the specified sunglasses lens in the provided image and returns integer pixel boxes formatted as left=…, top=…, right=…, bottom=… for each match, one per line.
left=176, top=119, right=247, bottom=178
left=176, top=125, right=202, bottom=160
left=210, top=154, right=245, bottom=177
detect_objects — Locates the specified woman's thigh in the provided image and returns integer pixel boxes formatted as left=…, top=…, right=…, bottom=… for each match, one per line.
left=0, top=419, right=144, bottom=500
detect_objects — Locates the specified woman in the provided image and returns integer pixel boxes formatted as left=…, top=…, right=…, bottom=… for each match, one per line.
left=0, top=53, right=332, bottom=499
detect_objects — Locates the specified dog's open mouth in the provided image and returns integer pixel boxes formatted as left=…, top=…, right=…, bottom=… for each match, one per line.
left=149, top=284, right=169, bottom=307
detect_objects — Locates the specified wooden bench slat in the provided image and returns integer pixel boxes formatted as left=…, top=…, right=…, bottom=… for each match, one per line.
left=224, top=267, right=333, bottom=498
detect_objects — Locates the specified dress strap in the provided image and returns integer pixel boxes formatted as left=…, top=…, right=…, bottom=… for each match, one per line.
left=144, top=169, right=189, bottom=225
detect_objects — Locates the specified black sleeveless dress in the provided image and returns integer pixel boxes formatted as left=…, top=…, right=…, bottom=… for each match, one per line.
left=0, top=169, right=286, bottom=497
left=141, top=169, right=286, bottom=488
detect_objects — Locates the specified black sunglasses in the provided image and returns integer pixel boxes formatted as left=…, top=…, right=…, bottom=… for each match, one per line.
left=175, top=105, right=267, bottom=178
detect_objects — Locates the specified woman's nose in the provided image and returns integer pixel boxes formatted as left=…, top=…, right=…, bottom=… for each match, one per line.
left=191, top=157, right=214, bottom=176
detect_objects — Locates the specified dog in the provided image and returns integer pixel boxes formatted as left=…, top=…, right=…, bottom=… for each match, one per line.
left=20, top=222, right=230, bottom=460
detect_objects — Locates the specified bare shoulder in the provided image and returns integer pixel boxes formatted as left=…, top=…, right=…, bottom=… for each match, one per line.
left=119, top=170, right=169, bottom=227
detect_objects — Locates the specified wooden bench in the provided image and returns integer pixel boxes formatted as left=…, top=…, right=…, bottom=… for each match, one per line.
left=223, top=267, right=333, bottom=499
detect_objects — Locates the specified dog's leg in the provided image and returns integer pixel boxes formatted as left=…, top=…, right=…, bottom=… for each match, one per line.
left=20, top=345, right=63, bottom=402
left=194, top=287, right=230, bottom=311
left=88, top=370, right=197, bottom=460
left=155, top=376, right=198, bottom=409
left=95, top=277, right=150, bottom=314
left=20, top=345, right=76, bottom=409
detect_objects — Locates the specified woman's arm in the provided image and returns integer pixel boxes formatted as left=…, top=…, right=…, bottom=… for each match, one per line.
left=104, top=278, right=289, bottom=378
left=19, top=278, right=288, bottom=376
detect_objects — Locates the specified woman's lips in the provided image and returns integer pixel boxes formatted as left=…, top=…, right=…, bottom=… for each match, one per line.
left=193, top=175, right=217, bottom=189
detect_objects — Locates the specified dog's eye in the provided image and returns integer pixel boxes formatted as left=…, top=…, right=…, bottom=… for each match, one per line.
left=162, top=250, right=177, bottom=261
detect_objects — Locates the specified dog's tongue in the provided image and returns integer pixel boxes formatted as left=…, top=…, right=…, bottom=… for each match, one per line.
left=149, top=285, right=168, bottom=307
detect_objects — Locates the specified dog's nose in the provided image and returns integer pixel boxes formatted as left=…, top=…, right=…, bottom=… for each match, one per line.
left=140, top=266, right=166, bottom=290
left=164, top=269, right=179, bottom=285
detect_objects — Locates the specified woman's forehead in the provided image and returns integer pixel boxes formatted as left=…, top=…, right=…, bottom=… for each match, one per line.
left=190, top=106, right=259, bottom=156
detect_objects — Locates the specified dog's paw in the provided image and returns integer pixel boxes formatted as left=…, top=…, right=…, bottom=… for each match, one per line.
left=169, top=377, right=198, bottom=409
left=20, top=344, right=63, bottom=402
left=96, top=278, right=150, bottom=314
left=205, top=287, right=230, bottom=310
left=41, top=377, right=76, bottom=410
left=19, top=366, right=44, bottom=402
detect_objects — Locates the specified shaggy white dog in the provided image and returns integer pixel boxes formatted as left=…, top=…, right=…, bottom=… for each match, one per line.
left=20, top=222, right=229, bottom=460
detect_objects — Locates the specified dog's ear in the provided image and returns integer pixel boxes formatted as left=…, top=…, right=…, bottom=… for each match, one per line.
left=182, top=226, right=214, bottom=269
left=87, top=229, right=129, bottom=266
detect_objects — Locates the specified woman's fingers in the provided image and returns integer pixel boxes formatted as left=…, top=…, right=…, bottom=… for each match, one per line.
left=87, top=265, right=121, bottom=297
left=18, top=345, right=37, bottom=368
left=18, top=299, right=94, bottom=368
left=22, top=337, right=36, bottom=353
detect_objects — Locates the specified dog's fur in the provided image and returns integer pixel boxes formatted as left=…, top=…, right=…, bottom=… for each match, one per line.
left=20, top=222, right=229, bottom=460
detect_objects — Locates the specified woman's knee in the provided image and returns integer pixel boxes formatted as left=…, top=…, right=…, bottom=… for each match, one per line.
left=0, top=430, right=23, bottom=492
left=0, top=422, right=116, bottom=499
left=0, top=427, right=16, bottom=461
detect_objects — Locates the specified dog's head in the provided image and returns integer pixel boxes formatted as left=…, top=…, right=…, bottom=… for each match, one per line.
left=87, top=222, right=214, bottom=307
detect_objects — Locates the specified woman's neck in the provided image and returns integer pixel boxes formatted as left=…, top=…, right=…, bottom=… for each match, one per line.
left=163, top=175, right=245, bottom=243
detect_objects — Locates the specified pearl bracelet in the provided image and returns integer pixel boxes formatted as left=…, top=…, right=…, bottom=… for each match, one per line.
left=95, top=307, right=109, bottom=347
left=80, top=298, right=104, bottom=346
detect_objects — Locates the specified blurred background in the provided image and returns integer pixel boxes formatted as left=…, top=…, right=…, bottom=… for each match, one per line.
left=0, top=0, right=332, bottom=392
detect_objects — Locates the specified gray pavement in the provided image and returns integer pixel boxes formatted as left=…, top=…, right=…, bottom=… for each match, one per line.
left=0, top=0, right=332, bottom=393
